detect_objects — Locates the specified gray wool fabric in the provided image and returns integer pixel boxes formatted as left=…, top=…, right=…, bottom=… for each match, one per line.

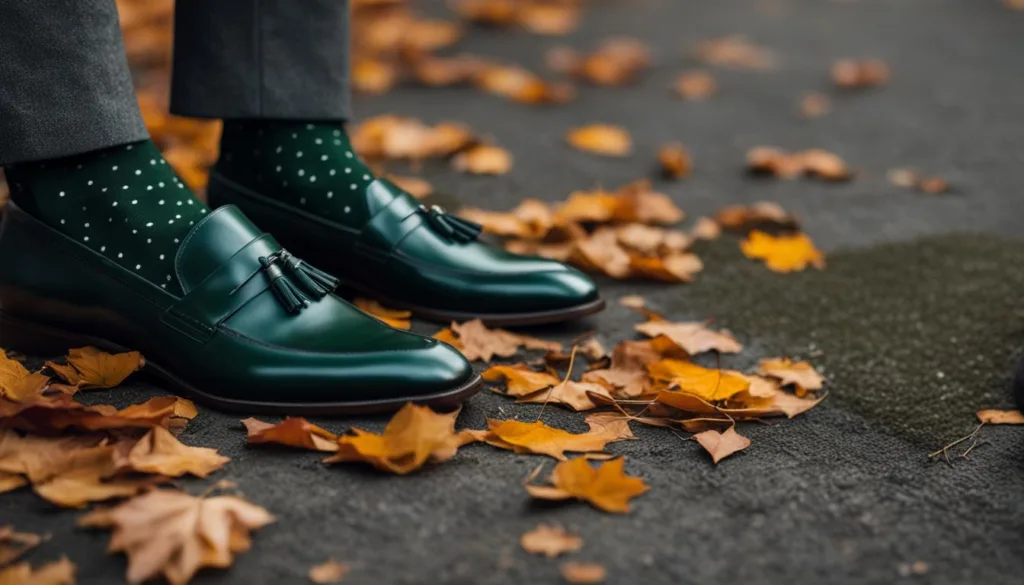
left=0, top=0, right=149, bottom=165
left=0, top=0, right=352, bottom=166
left=171, top=0, right=352, bottom=121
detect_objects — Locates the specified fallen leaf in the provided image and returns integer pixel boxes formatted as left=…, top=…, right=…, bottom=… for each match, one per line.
left=354, top=298, right=412, bottom=329
left=0, top=526, right=44, bottom=566
left=127, top=426, right=229, bottom=478
left=0, top=556, right=75, bottom=585
left=658, top=143, right=692, bottom=179
left=799, top=93, right=831, bottom=118
left=560, top=561, right=607, bottom=584
left=694, top=427, right=751, bottom=463
left=520, top=524, right=582, bottom=558
left=918, top=177, right=949, bottom=194
left=452, top=145, right=513, bottom=175
left=690, top=217, right=721, bottom=240
left=308, top=560, right=350, bottom=584
left=635, top=320, right=742, bottom=355
left=473, top=63, right=572, bottom=105
left=352, top=58, right=399, bottom=94
left=525, top=458, right=648, bottom=513
left=324, top=403, right=469, bottom=474
left=566, top=125, right=632, bottom=157
left=459, top=199, right=554, bottom=238
left=714, top=202, right=798, bottom=232
left=45, top=346, right=144, bottom=390
left=693, top=35, right=776, bottom=70
left=832, top=58, right=889, bottom=88
left=628, top=253, right=703, bottom=283
left=517, top=381, right=614, bottom=412
left=618, top=296, right=646, bottom=309
left=1, top=394, right=196, bottom=435
left=440, top=319, right=561, bottom=362
left=479, top=415, right=633, bottom=460
left=976, top=409, right=1024, bottom=425
left=758, top=357, right=825, bottom=395
left=674, top=70, right=716, bottom=100
left=80, top=488, right=274, bottom=585
left=574, top=37, right=651, bottom=86
left=747, top=147, right=850, bottom=181
left=242, top=417, right=340, bottom=452
left=519, top=3, right=580, bottom=35
left=741, top=231, right=826, bottom=273
left=0, top=351, right=31, bottom=399
left=482, top=364, right=560, bottom=397
left=649, top=360, right=751, bottom=402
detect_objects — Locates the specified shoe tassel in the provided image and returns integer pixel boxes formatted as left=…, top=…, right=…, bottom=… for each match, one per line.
left=259, top=250, right=339, bottom=314
left=419, top=205, right=482, bottom=243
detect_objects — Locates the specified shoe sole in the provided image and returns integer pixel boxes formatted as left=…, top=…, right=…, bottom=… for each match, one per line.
left=0, top=310, right=483, bottom=416
left=339, top=283, right=607, bottom=327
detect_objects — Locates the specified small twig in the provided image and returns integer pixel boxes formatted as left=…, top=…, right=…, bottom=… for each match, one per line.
left=961, top=437, right=989, bottom=459
left=928, top=423, right=985, bottom=462
left=535, top=345, right=577, bottom=423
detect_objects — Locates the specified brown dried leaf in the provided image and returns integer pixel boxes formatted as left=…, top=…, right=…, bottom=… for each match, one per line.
left=242, top=417, right=340, bottom=452
left=635, top=319, right=742, bottom=355
left=658, top=143, right=693, bottom=179
left=690, top=217, right=722, bottom=240
left=560, top=562, right=607, bottom=584
left=352, top=58, right=399, bottom=94
left=442, top=319, right=561, bottom=362
left=386, top=175, right=433, bottom=200
left=674, top=70, right=717, bottom=100
left=452, top=145, right=513, bottom=175
left=0, top=556, right=75, bottom=585
left=308, top=560, right=350, bottom=584
left=80, top=489, right=274, bottom=585
left=799, top=93, right=831, bottom=118
left=694, top=35, right=776, bottom=70
left=976, top=409, right=1024, bottom=425
left=566, top=125, right=632, bottom=157
left=758, top=358, right=825, bottom=394
left=459, top=199, right=554, bottom=238
left=628, top=253, right=703, bottom=283
left=127, top=426, right=229, bottom=478
left=520, top=524, right=582, bottom=558
left=832, top=59, right=890, bottom=88
left=0, top=526, right=44, bottom=567
left=694, top=427, right=751, bottom=464
left=525, top=458, right=648, bottom=513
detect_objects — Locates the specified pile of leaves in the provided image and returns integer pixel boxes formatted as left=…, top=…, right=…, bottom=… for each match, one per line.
left=0, top=348, right=273, bottom=584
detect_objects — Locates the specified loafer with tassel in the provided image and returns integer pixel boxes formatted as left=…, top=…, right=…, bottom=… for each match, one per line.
left=207, top=174, right=605, bottom=327
left=0, top=203, right=481, bottom=414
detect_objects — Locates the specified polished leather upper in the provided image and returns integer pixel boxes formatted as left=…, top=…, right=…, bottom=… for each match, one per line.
left=0, top=203, right=473, bottom=404
left=207, top=173, right=601, bottom=315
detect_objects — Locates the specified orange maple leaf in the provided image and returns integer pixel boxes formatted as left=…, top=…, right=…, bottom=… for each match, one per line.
left=242, top=417, right=340, bottom=452
left=476, top=413, right=633, bottom=460
left=525, top=458, right=649, bottom=513
left=323, top=403, right=471, bottom=474
left=648, top=360, right=751, bottom=402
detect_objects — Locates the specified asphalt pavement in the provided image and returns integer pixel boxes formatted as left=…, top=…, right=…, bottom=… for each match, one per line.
left=4, top=1, right=1024, bottom=584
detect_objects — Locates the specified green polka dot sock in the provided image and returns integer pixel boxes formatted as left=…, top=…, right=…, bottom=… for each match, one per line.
left=216, top=120, right=378, bottom=227
left=4, top=140, right=209, bottom=295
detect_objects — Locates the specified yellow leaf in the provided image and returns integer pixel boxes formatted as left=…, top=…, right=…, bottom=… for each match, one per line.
left=740, top=231, right=825, bottom=273
left=648, top=360, right=750, bottom=401
left=479, top=415, right=632, bottom=460
left=323, top=404, right=468, bottom=474
left=525, top=458, right=648, bottom=513
left=566, top=125, right=632, bottom=157
left=482, top=364, right=560, bottom=396
left=45, top=346, right=144, bottom=390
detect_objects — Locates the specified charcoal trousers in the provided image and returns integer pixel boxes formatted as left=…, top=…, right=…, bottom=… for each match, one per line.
left=0, top=0, right=352, bottom=165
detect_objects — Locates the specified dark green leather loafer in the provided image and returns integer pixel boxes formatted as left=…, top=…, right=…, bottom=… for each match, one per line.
left=207, top=174, right=605, bottom=327
left=0, top=203, right=481, bottom=414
